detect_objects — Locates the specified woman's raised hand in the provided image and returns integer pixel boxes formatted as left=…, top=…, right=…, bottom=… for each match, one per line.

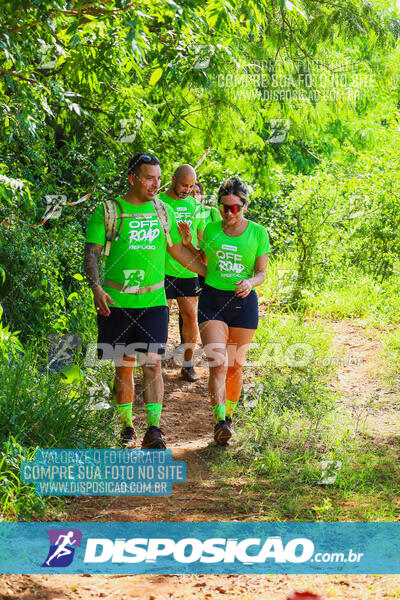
left=177, top=221, right=192, bottom=246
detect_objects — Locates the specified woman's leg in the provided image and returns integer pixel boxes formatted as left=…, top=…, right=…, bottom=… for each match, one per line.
left=199, top=319, right=234, bottom=445
left=199, top=319, right=229, bottom=413
left=225, top=327, right=256, bottom=420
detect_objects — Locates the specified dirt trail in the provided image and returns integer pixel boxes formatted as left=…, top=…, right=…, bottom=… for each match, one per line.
left=2, top=313, right=400, bottom=599
left=322, top=318, right=400, bottom=439
left=2, top=573, right=400, bottom=600
left=66, top=349, right=220, bottom=523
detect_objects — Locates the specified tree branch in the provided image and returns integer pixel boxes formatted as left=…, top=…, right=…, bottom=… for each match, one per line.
left=161, top=82, right=206, bottom=131
left=1, top=70, right=39, bottom=84
left=7, top=1, right=137, bottom=33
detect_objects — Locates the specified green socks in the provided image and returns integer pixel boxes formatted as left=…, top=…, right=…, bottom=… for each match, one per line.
left=225, top=399, right=238, bottom=419
left=212, top=401, right=236, bottom=422
left=146, top=403, right=162, bottom=427
left=116, top=402, right=162, bottom=428
left=116, top=402, right=133, bottom=428
left=213, top=404, right=225, bottom=423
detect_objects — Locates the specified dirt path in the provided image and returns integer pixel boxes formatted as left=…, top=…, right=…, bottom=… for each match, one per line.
left=323, top=318, right=400, bottom=440
left=2, top=573, right=400, bottom=600
left=63, top=341, right=223, bottom=523
left=2, top=313, right=400, bottom=599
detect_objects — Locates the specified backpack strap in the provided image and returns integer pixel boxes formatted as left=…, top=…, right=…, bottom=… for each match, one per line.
left=102, top=200, right=116, bottom=257
left=152, top=197, right=172, bottom=246
left=102, top=198, right=124, bottom=256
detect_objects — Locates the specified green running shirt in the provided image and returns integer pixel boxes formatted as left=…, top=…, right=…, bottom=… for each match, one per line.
left=201, top=205, right=222, bottom=227
left=85, top=196, right=181, bottom=308
left=159, top=192, right=205, bottom=279
left=200, top=220, right=270, bottom=291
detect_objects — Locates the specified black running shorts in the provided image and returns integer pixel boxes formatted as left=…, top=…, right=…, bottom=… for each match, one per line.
left=97, top=305, right=169, bottom=359
left=198, top=284, right=259, bottom=329
left=197, top=274, right=206, bottom=289
left=164, top=275, right=201, bottom=299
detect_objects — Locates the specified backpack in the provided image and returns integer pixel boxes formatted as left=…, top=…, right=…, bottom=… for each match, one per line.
left=102, top=197, right=172, bottom=256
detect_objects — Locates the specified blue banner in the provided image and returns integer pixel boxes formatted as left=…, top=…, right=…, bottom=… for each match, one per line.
left=0, top=522, right=399, bottom=574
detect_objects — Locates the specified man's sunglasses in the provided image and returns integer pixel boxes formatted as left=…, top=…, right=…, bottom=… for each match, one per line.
left=139, top=153, right=154, bottom=162
left=128, top=153, right=160, bottom=174
left=218, top=202, right=244, bottom=214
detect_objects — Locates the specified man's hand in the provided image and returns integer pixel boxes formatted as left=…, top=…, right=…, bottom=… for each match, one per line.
left=234, top=279, right=252, bottom=298
left=177, top=221, right=192, bottom=246
left=84, top=242, right=114, bottom=315
left=92, top=285, right=115, bottom=317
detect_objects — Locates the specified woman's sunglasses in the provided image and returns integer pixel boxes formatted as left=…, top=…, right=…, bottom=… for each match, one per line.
left=218, top=202, right=244, bottom=215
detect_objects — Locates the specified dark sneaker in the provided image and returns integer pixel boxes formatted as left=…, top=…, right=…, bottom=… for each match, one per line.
left=214, top=420, right=232, bottom=446
left=120, top=426, right=137, bottom=449
left=181, top=366, right=200, bottom=382
left=225, top=417, right=233, bottom=431
left=141, top=425, right=167, bottom=449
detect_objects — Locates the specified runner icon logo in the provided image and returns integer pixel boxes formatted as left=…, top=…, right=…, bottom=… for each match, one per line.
left=41, top=529, right=82, bottom=567
left=123, top=269, right=146, bottom=287
left=43, top=195, right=67, bottom=220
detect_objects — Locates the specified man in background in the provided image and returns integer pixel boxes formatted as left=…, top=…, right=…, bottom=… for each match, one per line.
left=158, top=165, right=205, bottom=382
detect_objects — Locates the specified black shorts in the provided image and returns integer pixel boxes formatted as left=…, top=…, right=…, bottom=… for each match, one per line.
left=165, top=275, right=201, bottom=299
left=198, top=274, right=206, bottom=289
left=97, top=306, right=169, bottom=359
left=198, top=284, right=259, bottom=329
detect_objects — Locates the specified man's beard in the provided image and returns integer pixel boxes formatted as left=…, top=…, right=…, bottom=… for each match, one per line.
left=173, top=184, right=187, bottom=199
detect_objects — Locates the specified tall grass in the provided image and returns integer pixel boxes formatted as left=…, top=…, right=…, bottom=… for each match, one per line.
left=0, top=436, right=50, bottom=521
left=260, top=256, right=400, bottom=323
left=0, top=342, right=118, bottom=520
left=0, top=345, right=115, bottom=449
left=211, top=311, right=400, bottom=521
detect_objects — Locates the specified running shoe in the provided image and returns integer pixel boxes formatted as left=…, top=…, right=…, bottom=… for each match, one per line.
left=181, top=366, right=200, bottom=382
left=141, top=425, right=167, bottom=449
left=120, top=426, right=137, bottom=449
left=214, top=420, right=232, bottom=446
left=225, top=417, right=234, bottom=431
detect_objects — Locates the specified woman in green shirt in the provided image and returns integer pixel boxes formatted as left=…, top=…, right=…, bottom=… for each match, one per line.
left=179, top=176, right=270, bottom=446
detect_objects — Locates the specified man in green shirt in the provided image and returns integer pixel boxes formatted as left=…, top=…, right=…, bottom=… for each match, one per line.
left=176, top=180, right=220, bottom=347
left=84, top=153, right=206, bottom=450
left=158, top=165, right=205, bottom=382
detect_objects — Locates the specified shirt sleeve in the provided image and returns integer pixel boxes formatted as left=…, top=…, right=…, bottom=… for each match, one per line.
left=167, top=205, right=182, bottom=245
left=211, top=206, right=222, bottom=222
left=85, top=204, right=106, bottom=246
left=195, top=202, right=206, bottom=232
left=256, top=226, right=271, bottom=257
left=199, top=222, right=209, bottom=251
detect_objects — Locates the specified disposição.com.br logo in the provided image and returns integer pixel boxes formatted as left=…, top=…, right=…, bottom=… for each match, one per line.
left=41, top=529, right=82, bottom=567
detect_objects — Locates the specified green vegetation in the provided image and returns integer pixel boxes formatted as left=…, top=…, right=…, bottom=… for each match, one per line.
left=0, top=437, right=50, bottom=521
left=0, top=346, right=115, bottom=449
left=1, top=0, right=400, bottom=519
left=261, top=255, right=400, bottom=323
left=0, top=337, right=117, bottom=520
left=210, top=313, right=400, bottom=521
